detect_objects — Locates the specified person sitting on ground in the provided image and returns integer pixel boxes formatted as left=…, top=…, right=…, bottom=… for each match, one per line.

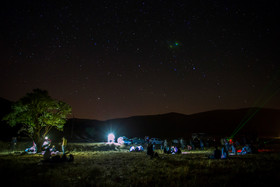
left=136, top=145, right=144, bottom=152
left=43, top=153, right=74, bottom=163
left=25, top=141, right=37, bottom=154
left=51, top=155, right=62, bottom=162
left=130, top=146, right=135, bottom=152
left=177, top=147, right=182, bottom=154
left=43, top=148, right=51, bottom=161
left=147, top=143, right=159, bottom=158
left=61, top=153, right=74, bottom=162
left=209, top=146, right=222, bottom=159
left=50, top=145, right=56, bottom=152
left=154, top=152, right=159, bottom=158
left=221, top=147, right=228, bottom=159
left=246, top=144, right=252, bottom=153
left=164, top=146, right=167, bottom=153
left=68, top=154, right=74, bottom=162
left=214, top=146, right=222, bottom=159
left=231, top=144, right=237, bottom=155
left=164, top=146, right=171, bottom=154
left=171, top=146, right=175, bottom=154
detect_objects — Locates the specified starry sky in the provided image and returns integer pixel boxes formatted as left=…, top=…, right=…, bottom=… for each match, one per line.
left=1, top=0, right=280, bottom=120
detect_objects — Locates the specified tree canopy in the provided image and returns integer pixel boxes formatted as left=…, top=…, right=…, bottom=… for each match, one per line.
left=2, top=89, right=72, bottom=151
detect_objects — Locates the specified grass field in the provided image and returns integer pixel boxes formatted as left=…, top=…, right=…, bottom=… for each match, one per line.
left=0, top=142, right=280, bottom=187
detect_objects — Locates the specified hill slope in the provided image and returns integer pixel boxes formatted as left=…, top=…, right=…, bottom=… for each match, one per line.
left=1, top=97, right=279, bottom=141
left=63, top=108, right=280, bottom=141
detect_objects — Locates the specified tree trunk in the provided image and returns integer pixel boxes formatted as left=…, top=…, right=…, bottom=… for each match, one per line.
left=34, top=133, right=43, bottom=153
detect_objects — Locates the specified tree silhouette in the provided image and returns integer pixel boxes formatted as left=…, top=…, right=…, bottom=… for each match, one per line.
left=2, top=89, right=72, bottom=152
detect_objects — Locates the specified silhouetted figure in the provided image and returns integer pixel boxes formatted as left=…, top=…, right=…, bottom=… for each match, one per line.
left=190, top=139, right=195, bottom=150
left=221, top=147, right=228, bottom=159
left=180, top=138, right=185, bottom=149
left=214, top=146, right=222, bottom=159
left=225, top=139, right=230, bottom=152
left=147, top=143, right=154, bottom=157
left=164, top=146, right=171, bottom=154
left=177, top=147, right=181, bottom=154
left=194, top=138, right=199, bottom=149
left=231, top=144, right=237, bottom=155
left=51, top=155, right=62, bottom=162
left=154, top=152, right=159, bottom=158
left=147, top=143, right=159, bottom=158
left=10, top=137, right=17, bottom=152
left=68, top=154, right=74, bottom=162
left=200, top=139, right=204, bottom=150
left=209, top=146, right=221, bottom=159
left=164, top=139, right=168, bottom=147
left=43, top=148, right=51, bottom=161
left=43, top=153, right=74, bottom=163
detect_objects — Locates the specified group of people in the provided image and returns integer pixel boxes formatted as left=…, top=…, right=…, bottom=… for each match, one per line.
left=22, top=136, right=72, bottom=162
left=147, top=143, right=159, bottom=158
left=42, top=137, right=74, bottom=162
left=207, top=138, right=256, bottom=159
left=144, top=136, right=257, bottom=159
left=43, top=147, right=74, bottom=163
left=129, top=145, right=144, bottom=152
left=162, top=137, right=209, bottom=151
left=163, top=146, right=181, bottom=154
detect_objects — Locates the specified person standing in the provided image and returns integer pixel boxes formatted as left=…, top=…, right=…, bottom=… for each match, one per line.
left=10, top=137, right=17, bottom=153
left=62, top=137, right=67, bottom=154
left=180, top=138, right=185, bottom=149
left=200, top=139, right=204, bottom=150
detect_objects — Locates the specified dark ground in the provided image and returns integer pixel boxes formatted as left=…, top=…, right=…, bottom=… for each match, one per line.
left=0, top=142, right=280, bottom=187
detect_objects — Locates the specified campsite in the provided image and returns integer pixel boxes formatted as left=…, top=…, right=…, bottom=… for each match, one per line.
left=1, top=0, right=280, bottom=186
left=1, top=98, right=280, bottom=186
left=1, top=139, right=280, bottom=186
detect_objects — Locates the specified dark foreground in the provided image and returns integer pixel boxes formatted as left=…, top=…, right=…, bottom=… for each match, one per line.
left=0, top=149, right=280, bottom=187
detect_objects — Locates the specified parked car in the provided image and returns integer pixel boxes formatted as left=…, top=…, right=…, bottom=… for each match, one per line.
left=131, top=137, right=145, bottom=145
left=149, top=138, right=163, bottom=145
left=117, top=136, right=132, bottom=145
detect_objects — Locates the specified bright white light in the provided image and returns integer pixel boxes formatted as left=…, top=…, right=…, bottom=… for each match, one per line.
left=45, top=136, right=48, bottom=140
left=117, top=137, right=124, bottom=144
left=108, top=133, right=115, bottom=143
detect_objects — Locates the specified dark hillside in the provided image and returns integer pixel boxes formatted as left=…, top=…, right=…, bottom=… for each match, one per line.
left=63, top=108, right=280, bottom=141
left=0, top=97, right=279, bottom=141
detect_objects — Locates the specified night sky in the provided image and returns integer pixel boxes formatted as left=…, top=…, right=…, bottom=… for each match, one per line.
left=1, top=0, right=280, bottom=120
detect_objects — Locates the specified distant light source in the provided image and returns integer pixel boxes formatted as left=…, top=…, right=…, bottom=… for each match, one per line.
left=117, top=137, right=124, bottom=144
left=108, top=133, right=115, bottom=143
